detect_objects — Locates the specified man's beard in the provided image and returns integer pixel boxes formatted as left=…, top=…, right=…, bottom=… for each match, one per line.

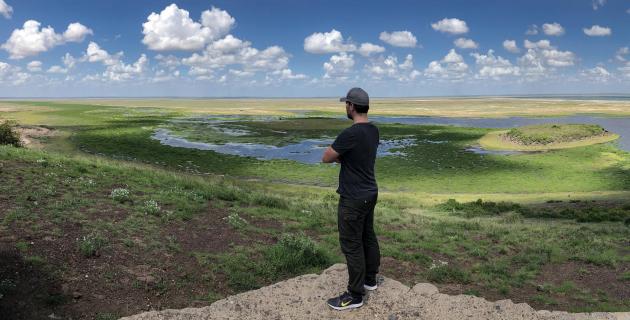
left=346, top=111, right=353, bottom=120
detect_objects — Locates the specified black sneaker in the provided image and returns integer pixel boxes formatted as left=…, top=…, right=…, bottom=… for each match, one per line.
left=364, top=278, right=378, bottom=291
left=326, top=291, right=363, bottom=310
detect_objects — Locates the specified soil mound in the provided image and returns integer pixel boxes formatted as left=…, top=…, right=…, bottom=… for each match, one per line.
left=121, top=264, right=629, bottom=320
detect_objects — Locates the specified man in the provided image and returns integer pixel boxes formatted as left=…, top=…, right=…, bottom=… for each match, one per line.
left=322, top=87, right=381, bottom=311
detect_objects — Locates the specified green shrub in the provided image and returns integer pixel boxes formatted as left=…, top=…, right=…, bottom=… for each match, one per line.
left=224, top=211, right=248, bottom=229
left=438, top=199, right=521, bottom=218
left=263, top=233, right=331, bottom=276
left=110, top=188, right=130, bottom=203
left=78, top=233, right=106, bottom=257
left=0, top=121, right=21, bottom=147
left=143, top=199, right=161, bottom=216
left=426, top=264, right=471, bottom=284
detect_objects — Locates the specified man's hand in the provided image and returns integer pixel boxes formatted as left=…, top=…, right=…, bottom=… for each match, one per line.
left=322, top=146, right=341, bottom=163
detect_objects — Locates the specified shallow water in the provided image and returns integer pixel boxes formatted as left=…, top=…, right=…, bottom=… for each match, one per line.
left=371, top=115, right=630, bottom=152
left=152, top=129, right=415, bottom=164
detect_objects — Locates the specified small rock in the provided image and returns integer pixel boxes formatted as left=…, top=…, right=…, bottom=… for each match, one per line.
left=72, top=291, right=82, bottom=299
left=388, top=315, right=398, bottom=320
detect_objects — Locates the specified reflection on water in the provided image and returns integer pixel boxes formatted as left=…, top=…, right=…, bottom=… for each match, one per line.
left=152, top=129, right=415, bottom=164
left=371, top=115, right=630, bottom=152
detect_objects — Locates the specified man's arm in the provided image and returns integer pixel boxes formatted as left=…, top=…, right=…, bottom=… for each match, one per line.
left=322, top=146, right=341, bottom=163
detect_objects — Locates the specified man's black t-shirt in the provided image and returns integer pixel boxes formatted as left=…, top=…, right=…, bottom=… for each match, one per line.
left=331, top=122, right=379, bottom=200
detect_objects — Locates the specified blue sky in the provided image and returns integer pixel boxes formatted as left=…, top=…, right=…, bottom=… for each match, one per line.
left=0, top=0, right=629, bottom=97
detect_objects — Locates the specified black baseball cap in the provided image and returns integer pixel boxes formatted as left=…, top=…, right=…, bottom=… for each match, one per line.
left=340, top=87, right=369, bottom=106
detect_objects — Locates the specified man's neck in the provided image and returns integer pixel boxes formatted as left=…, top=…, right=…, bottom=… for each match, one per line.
left=352, top=113, right=369, bottom=124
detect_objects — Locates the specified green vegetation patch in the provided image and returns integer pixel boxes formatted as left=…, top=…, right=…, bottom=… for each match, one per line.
left=506, top=124, right=609, bottom=145
left=479, top=124, right=620, bottom=152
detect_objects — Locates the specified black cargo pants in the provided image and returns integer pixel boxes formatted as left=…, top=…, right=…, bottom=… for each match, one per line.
left=337, top=194, right=380, bottom=298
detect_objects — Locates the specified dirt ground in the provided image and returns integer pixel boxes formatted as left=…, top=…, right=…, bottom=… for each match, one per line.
left=121, top=263, right=630, bottom=320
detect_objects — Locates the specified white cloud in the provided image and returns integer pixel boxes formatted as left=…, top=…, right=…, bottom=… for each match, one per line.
left=524, top=39, right=552, bottom=50
left=0, top=61, right=29, bottom=85
left=379, top=31, right=417, bottom=47
left=365, top=54, right=419, bottom=81
left=323, top=52, right=354, bottom=79
left=583, top=25, right=611, bottom=37
left=517, top=43, right=576, bottom=80
left=471, top=50, right=520, bottom=79
left=424, top=49, right=469, bottom=80
left=615, top=47, right=629, bottom=62
left=542, top=23, right=565, bottom=36
left=618, top=62, right=630, bottom=77
left=142, top=4, right=234, bottom=51
left=62, top=53, right=77, bottom=69
left=272, top=68, right=307, bottom=80
left=1, top=20, right=92, bottom=59
left=84, top=41, right=120, bottom=65
left=47, top=65, right=68, bottom=74
left=0, top=0, right=13, bottom=19
left=453, top=38, right=478, bottom=49
left=431, top=18, right=469, bottom=35
left=542, top=49, right=575, bottom=67
left=63, top=22, right=93, bottom=42
left=303, top=29, right=356, bottom=54
left=83, top=42, right=149, bottom=82
left=503, top=40, right=519, bottom=53
left=357, top=42, right=385, bottom=57
left=525, top=24, right=538, bottom=35
left=592, top=0, right=606, bottom=10
left=155, top=54, right=181, bottom=69
left=183, top=35, right=290, bottom=73
left=27, top=61, right=42, bottom=72
left=581, top=66, right=611, bottom=82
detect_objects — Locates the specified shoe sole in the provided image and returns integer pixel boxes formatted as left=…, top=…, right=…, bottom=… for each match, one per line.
left=327, top=301, right=364, bottom=311
left=364, top=284, right=378, bottom=291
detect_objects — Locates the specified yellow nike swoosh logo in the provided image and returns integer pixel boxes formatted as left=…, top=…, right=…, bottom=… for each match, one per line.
left=340, top=301, right=351, bottom=307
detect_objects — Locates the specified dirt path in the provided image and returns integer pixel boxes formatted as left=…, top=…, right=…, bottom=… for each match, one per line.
left=122, top=264, right=629, bottom=320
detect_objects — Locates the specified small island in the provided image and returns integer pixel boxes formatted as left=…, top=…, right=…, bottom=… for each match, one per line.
left=479, top=123, right=620, bottom=151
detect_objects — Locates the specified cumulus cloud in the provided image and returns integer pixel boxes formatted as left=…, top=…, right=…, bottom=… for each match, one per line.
left=542, top=49, right=576, bottom=67
left=47, top=65, right=68, bottom=74
left=303, top=29, right=356, bottom=54
left=524, top=39, right=552, bottom=50
left=83, top=42, right=149, bottom=82
left=581, top=66, right=611, bottom=82
left=525, top=24, right=538, bottom=35
left=592, top=0, right=606, bottom=10
left=618, top=62, right=630, bottom=77
left=27, top=61, right=42, bottom=72
left=583, top=25, right=611, bottom=36
left=323, top=52, right=354, bottom=79
left=503, top=40, right=519, bottom=53
left=471, top=50, right=520, bottom=79
left=1, top=20, right=92, bottom=59
left=272, top=68, right=308, bottom=80
left=142, top=4, right=235, bottom=51
left=379, top=31, right=417, bottom=47
left=365, top=54, right=419, bottom=81
left=453, top=38, right=478, bottom=49
left=84, top=41, right=121, bottom=65
left=357, top=42, right=385, bottom=57
left=431, top=18, right=469, bottom=35
left=0, top=61, right=29, bottom=85
left=517, top=40, right=576, bottom=80
left=424, top=49, right=469, bottom=80
left=542, top=23, right=565, bottom=36
left=183, top=34, right=290, bottom=73
left=0, top=0, right=12, bottom=19
left=615, top=47, right=629, bottom=62
left=63, top=23, right=93, bottom=42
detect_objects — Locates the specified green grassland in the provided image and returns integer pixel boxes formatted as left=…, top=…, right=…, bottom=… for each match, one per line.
left=0, top=99, right=629, bottom=318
